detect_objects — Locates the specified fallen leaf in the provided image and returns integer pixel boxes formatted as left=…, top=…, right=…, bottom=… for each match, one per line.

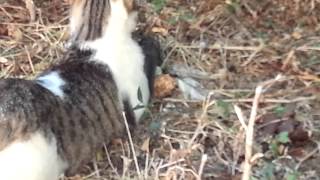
left=110, top=138, right=123, bottom=146
left=288, top=147, right=305, bottom=158
left=141, top=137, right=150, bottom=153
left=0, top=25, right=8, bottom=36
left=289, top=127, right=310, bottom=146
left=292, top=31, right=302, bottom=39
left=8, top=25, right=23, bottom=41
left=0, top=57, right=8, bottom=64
left=169, top=149, right=191, bottom=162
left=154, top=74, right=176, bottom=98
left=151, top=26, right=169, bottom=36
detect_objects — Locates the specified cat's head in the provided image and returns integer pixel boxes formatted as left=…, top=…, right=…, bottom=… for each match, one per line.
left=67, top=0, right=138, bottom=43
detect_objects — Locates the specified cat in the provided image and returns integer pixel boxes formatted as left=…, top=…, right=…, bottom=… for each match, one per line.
left=0, top=46, right=127, bottom=180
left=0, top=0, right=161, bottom=179
left=68, top=0, right=161, bottom=124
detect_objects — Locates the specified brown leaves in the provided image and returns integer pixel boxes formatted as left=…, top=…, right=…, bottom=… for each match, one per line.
left=7, top=24, right=23, bottom=41
left=154, top=74, right=176, bottom=98
left=0, top=25, right=8, bottom=36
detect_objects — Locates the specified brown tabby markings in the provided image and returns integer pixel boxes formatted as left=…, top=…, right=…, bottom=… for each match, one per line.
left=0, top=48, right=126, bottom=175
left=0, top=0, right=148, bottom=178
left=70, top=0, right=136, bottom=42
left=70, top=0, right=111, bottom=42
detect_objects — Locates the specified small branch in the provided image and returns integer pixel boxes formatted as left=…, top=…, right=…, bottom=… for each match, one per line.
left=179, top=44, right=261, bottom=51
left=24, top=0, right=36, bottom=22
left=122, top=112, right=141, bottom=178
left=297, top=46, right=320, bottom=51
left=242, top=75, right=284, bottom=180
left=198, top=154, right=208, bottom=180
left=295, top=142, right=320, bottom=170
left=104, top=144, right=120, bottom=178
left=234, top=104, right=248, bottom=131
left=24, top=46, right=35, bottom=74
left=242, top=86, right=262, bottom=180
left=163, top=96, right=316, bottom=104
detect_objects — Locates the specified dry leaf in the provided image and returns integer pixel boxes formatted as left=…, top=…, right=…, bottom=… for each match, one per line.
left=0, top=25, right=8, bottom=36
left=154, top=74, right=176, bottom=98
left=289, top=127, right=310, bottom=146
left=0, top=57, right=8, bottom=64
left=292, top=31, right=302, bottom=39
left=141, top=137, right=150, bottom=153
left=169, top=149, right=191, bottom=162
left=8, top=25, right=23, bottom=41
left=151, top=27, right=169, bottom=36
left=110, top=138, right=123, bottom=146
left=288, top=147, right=305, bottom=158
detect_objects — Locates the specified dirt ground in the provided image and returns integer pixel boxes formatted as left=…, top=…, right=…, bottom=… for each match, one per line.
left=0, top=0, right=320, bottom=179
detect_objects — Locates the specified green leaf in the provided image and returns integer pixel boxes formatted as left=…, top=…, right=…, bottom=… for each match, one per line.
left=276, top=131, right=290, bottom=144
left=149, top=121, right=161, bottom=131
left=273, top=105, right=286, bottom=117
left=137, top=87, right=143, bottom=103
left=270, top=141, right=279, bottom=157
left=140, top=109, right=151, bottom=120
left=179, top=12, right=195, bottom=22
left=151, top=0, right=166, bottom=12
left=226, top=0, right=240, bottom=14
left=286, top=171, right=299, bottom=180
left=261, top=162, right=275, bottom=180
left=216, top=100, right=231, bottom=118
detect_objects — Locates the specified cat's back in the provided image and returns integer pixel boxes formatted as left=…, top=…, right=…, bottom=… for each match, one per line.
left=38, top=48, right=126, bottom=175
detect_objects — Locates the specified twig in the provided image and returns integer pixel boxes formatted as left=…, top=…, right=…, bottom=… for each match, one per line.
left=122, top=112, right=141, bottom=178
left=241, top=42, right=264, bottom=66
left=155, top=158, right=185, bottom=178
left=103, top=144, right=120, bottom=178
left=198, top=154, right=208, bottom=180
left=242, top=75, right=284, bottom=180
left=93, top=159, right=101, bottom=178
left=295, top=142, right=320, bottom=170
left=242, top=86, right=262, bottom=180
left=297, top=46, right=320, bottom=51
left=234, top=105, right=248, bottom=130
left=163, top=96, right=316, bottom=104
left=24, top=0, right=36, bottom=22
left=179, top=44, right=261, bottom=51
left=24, top=46, right=35, bottom=74
left=281, top=50, right=295, bottom=70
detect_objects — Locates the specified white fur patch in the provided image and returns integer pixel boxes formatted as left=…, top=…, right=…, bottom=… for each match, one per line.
left=0, top=132, right=67, bottom=180
left=37, top=71, right=66, bottom=98
left=78, top=1, right=149, bottom=122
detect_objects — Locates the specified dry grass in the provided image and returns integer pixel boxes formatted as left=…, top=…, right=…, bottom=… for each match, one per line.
left=1, top=0, right=320, bottom=179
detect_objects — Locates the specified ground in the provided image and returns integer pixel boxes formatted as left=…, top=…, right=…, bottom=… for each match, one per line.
left=0, top=0, right=320, bottom=179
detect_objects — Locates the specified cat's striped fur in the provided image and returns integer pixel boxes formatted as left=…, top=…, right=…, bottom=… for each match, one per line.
left=0, top=48, right=127, bottom=179
left=0, top=0, right=160, bottom=179
left=69, top=0, right=135, bottom=42
left=69, top=0, right=159, bottom=124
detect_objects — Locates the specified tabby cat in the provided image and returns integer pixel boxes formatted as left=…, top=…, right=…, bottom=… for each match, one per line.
left=69, top=0, right=161, bottom=124
left=0, top=0, right=161, bottom=179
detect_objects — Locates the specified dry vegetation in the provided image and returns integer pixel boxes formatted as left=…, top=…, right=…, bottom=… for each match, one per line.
left=1, top=0, right=320, bottom=179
